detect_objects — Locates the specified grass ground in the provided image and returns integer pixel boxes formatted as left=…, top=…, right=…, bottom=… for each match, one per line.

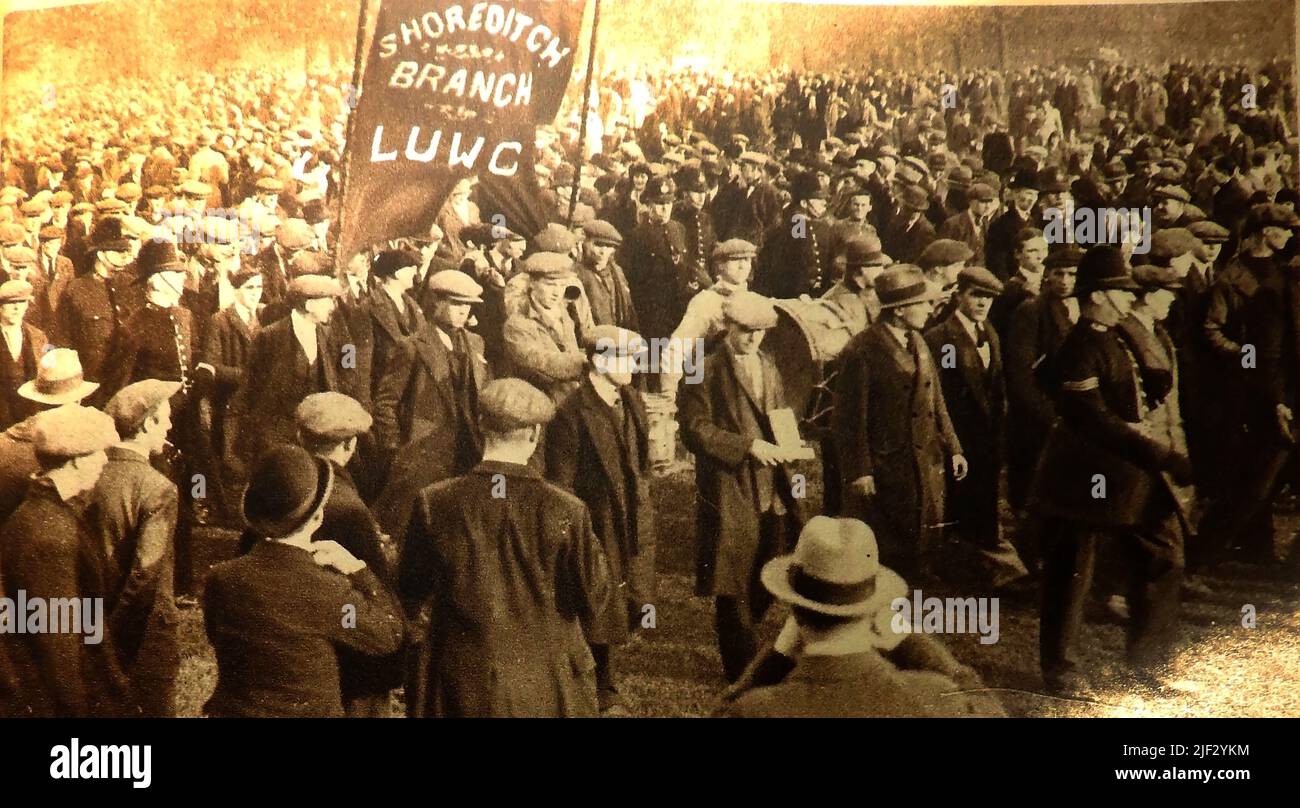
left=174, top=459, right=1300, bottom=718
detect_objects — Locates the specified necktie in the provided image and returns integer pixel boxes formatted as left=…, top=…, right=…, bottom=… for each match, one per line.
left=974, top=322, right=989, bottom=348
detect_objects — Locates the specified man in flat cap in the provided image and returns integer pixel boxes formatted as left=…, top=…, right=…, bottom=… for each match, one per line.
left=679, top=291, right=809, bottom=681
left=671, top=238, right=758, bottom=350
left=0, top=280, right=48, bottom=431
left=917, top=238, right=975, bottom=326
left=1152, top=185, right=1204, bottom=230
left=577, top=219, right=639, bottom=331
left=713, top=151, right=781, bottom=248
left=545, top=326, right=658, bottom=714
left=52, top=218, right=136, bottom=382
left=88, top=380, right=182, bottom=716
left=1197, top=204, right=1300, bottom=569
left=834, top=266, right=964, bottom=583
left=0, top=404, right=126, bottom=717
left=34, top=224, right=74, bottom=331
left=289, top=391, right=404, bottom=717
left=502, top=252, right=589, bottom=403
left=1030, top=246, right=1193, bottom=695
left=253, top=218, right=313, bottom=309
left=399, top=378, right=611, bottom=717
left=204, top=444, right=404, bottom=717
left=941, top=181, right=998, bottom=266
left=925, top=268, right=1028, bottom=588
left=236, top=274, right=344, bottom=468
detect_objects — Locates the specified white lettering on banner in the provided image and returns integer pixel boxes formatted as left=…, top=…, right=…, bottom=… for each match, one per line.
left=369, top=125, right=521, bottom=176
left=378, top=4, right=571, bottom=69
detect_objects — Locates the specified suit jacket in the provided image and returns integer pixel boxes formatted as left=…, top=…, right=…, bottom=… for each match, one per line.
left=833, top=322, right=962, bottom=563
left=366, top=290, right=424, bottom=415
left=985, top=209, right=1030, bottom=281
left=1004, top=295, right=1075, bottom=505
left=398, top=460, right=611, bottom=718
left=235, top=315, right=341, bottom=462
left=717, top=651, right=1005, bottom=718
left=938, top=209, right=990, bottom=267
left=373, top=326, right=487, bottom=537
left=925, top=314, right=1004, bottom=461
left=0, top=322, right=46, bottom=431
left=203, top=540, right=404, bottom=717
left=86, top=446, right=179, bottom=716
left=578, top=260, right=640, bottom=331
left=31, top=254, right=74, bottom=332
left=882, top=211, right=937, bottom=265
left=545, top=378, right=656, bottom=645
left=0, top=478, right=130, bottom=717
left=678, top=346, right=808, bottom=596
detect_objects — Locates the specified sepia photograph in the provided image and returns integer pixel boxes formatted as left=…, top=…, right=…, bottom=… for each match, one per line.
left=0, top=0, right=1296, bottom=776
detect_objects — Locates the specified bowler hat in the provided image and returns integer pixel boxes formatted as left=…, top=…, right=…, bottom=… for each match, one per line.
left=242, top=445, right=334, bottom=539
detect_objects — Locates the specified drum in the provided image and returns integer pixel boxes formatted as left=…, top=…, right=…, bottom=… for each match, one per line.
left=762, top=297, right=859, bottom=416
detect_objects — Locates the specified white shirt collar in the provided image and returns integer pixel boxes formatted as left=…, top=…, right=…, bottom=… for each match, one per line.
left=384, top=284, right=407, bottom=313
left=588, top=371, right=620, bottom=408
left=883, top=320, right=910, bottom=348
left=289, top=309, right=318, bottom=361
left=953, top=309, right=982, bottom=341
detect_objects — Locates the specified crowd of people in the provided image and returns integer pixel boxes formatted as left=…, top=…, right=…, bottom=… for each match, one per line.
left=0, top=46, right=1297, bottom=717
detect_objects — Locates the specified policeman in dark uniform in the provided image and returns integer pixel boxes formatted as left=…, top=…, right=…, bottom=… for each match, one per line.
left=672, top=168, right=718, bottom=294
left=621, top=177, right=692, bottom=383
left=1030, top=246, right=1194, bottom=696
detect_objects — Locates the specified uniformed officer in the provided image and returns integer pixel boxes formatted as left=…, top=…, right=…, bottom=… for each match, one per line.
left=1030, top=246, right=1194, bottom=696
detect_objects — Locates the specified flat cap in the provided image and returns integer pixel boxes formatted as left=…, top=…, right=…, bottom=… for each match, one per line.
left=1045, top=244, right=1087, bottom=269
left=32, top=404, right=118, bottom=459
left=967, top=182, right=996, bottom=202
left=523, top=251, right=575, bottom=278
left=1149, top=228, right=1200, bottom=260
left=288, top=274, right=342, bottom=299
left=230, top=266, right=262, bottom=288
left=0, top=223, right=26, bottom=246
left=144, top=185, right=170, bottom=199
left=713, top=238, right=758, bottom=261
left=276, top=218, right=315, bottom=249
left=479, top=378, right=556, bottom=429
left=295, top=392, right=373, bottom=442
left=957, top=267, right=1003, bottom=295
left=180, top=180, right=212, bottom=197
left=96, top=198, right=128, bottom=214
left=586, top=324, right=648, bottom=358
left=1188, top=220, right=1230, bottom=243
left=426, top=269, right=484, bottom=303
left=106, top=380, right=182, bottom=437
left=582, top=219, right=623, bottom=247
left=533, top=222, right=577, bottom=254
left=897, top=183, right=929, bottom=211
left=1131, top=264, right=1184, bottom=291
left=52, top=190, right=74, bottom=206
left=116, top=182, right=142, bottom=202
left=738, top=151, right=768, bottom=166
left=72, top=202, right=96, bottom=214
left=3, top=245, right=36, bottom=265
left=917, top=239, right=973, bottom=269
left=288, top=250, right=331, bottom=277
left=0, top=280, right=34, bottom=303
left=844, top=234, right=888, bottom=268
left=255, top=177, right=285, bottom=193
left=19, top=199, right=46, bottom=216
left=1152, top=185, right=1191, bottom=204
left=725, top=290, right=779, bottom=330
left=39, top=224, right=65, bottom=240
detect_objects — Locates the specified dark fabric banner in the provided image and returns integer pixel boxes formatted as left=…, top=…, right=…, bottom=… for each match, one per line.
left=338, top=0, right=586, bottom=262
